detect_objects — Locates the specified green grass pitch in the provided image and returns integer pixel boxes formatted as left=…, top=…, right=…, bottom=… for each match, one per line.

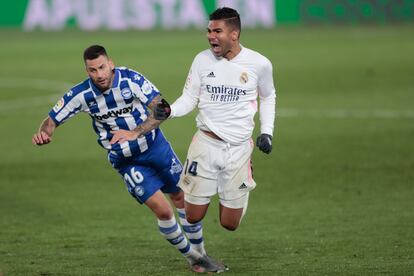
left=0, top=25, right=413, bottom=275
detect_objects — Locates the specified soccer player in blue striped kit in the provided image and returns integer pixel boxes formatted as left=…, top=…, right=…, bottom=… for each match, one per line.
left=32, top=45, right=225, bottom=273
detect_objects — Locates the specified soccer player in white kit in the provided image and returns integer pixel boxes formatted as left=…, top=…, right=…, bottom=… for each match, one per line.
left=153, top=7, right=276, bottom=232
left=111, top=7, right=275, bottom=270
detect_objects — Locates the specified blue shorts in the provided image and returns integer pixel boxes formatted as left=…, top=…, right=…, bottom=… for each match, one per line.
left=108, top=131, right=182, bottom=204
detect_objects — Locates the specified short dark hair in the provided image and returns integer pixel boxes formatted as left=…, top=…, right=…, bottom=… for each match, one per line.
left=83, top=45, right=108, bottom=61
left=209, top=7, right=241, bottom=32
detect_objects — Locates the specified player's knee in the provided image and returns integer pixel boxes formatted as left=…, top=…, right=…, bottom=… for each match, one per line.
left=186, top=214, right=203, bottom=224
left=156, top=210, right=174, bottom=220
left=146, top=196, right=174, bottom=220
left=151, top=202, right=173, bottom=220
left=220, top=220, right=239, bottom=231
left=219, top=207, right=243, bottom=231
left=169, top=191, right=184, bottom=207
left=185, top=206, right=207, bottom=224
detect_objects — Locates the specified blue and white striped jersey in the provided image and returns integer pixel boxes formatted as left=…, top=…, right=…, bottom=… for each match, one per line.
left=49, top=67, right=160, bottom=158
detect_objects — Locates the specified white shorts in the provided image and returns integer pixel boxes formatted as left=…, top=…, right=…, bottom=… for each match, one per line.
left=178, top=130, right=256, bottom=209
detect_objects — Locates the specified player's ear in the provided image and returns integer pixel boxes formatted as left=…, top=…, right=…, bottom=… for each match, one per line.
left=231, top=30, right=239, bottom=41
left=84, top=61, right=91, bottom=74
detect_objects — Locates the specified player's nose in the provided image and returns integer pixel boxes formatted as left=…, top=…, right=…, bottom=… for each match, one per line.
left=96, top=70, right=104, bottom=78
left=207, top=31, right=215, bottom=40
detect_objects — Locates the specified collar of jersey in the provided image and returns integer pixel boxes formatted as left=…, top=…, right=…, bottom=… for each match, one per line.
left=229, top=44, right=245, bottom=62
left=90, top=68, right=120, bottom=95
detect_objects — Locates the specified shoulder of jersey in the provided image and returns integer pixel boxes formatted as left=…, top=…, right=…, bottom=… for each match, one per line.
left=117, top=66, right=144, bottom=82
left=243, top=47, right=272, bottom=66
left=65, top=79, right=90, bottom=99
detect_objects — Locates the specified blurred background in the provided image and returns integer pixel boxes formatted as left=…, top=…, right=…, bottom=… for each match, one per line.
left=1, top=0, right=413, bottom=275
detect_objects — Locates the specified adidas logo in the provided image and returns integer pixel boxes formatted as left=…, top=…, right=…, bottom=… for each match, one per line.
left=238, top=183, right=248, bottom=189
left=207, top=72, right=215, bottom=78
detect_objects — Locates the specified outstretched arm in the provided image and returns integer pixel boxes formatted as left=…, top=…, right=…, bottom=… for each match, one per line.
left=110, top=95, right=163, bottom=144
left=32, top=116, right=57, bottom=146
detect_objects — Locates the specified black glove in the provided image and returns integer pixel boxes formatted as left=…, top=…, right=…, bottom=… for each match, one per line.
left=256, top=134, right=272, bottom=154
left=154, top=99, right=171, bottom=120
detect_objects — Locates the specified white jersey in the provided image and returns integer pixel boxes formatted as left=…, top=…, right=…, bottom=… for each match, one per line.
left=170, top=45, right=276, bottom=145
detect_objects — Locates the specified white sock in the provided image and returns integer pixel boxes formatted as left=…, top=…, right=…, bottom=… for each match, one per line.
left=177, top=208, right=207, bottom=256
left=158, top=216, right=201, bottom=263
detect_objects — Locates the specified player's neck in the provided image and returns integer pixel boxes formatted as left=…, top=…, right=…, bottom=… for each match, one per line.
left=105, top=72, right=115, bottom=92
left=108, top=74, right=115, bottom=90
left=224, top=44, right=242, bottom=60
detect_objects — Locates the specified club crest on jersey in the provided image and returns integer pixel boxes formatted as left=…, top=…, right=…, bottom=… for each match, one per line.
left=134, top=185, right=145, bottom=196
left=121, top=88, right=132, bottom=100
left=240, top=72, right=248, bottom=84
left=53, top=98, right=65, bottom=112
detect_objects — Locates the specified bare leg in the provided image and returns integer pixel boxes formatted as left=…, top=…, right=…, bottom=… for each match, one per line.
left=184, top=201, right=210, bottom=224
left=219, top=204, right=243, bottom=231
left=169, top=190, right=184, bottom=209
left=144, top=190, right=174, bottom=220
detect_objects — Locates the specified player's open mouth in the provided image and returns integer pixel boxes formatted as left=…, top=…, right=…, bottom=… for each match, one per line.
left=210, top=43, right=221, bottom=52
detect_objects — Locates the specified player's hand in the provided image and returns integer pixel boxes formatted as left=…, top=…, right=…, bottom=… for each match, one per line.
left=153, top=99, right=171, bottom=120
left=256, top=134, right=272, bottom=154
left=32, top=131, right=52, bottom=146
left=110, top=130, right=139, bottom=144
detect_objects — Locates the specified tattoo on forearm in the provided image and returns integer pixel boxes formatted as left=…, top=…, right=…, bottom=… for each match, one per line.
left=134, top=115, right=161, bottom=137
